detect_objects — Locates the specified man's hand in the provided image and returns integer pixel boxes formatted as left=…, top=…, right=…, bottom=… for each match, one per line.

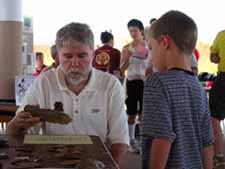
left=6, top=111, right=40, bottom=135
left=210, top=53, right=220, bottom=64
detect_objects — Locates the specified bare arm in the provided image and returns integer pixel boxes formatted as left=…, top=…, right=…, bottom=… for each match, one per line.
left=111, top=143, right=127, bottom=167
left=120, top=46, right=131, bottom=77
left=202, top=145, right=213, bottom=169
left=149, top=138, right=172, bottom=169
left=6, top=111, right=40, bottom=135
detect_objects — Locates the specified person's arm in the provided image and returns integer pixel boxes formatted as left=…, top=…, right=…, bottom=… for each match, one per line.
left=210, top=32, right=221, bottom=64
left=6, top=111, right=40, bottom=135
left=149, top=138, right=172, bottom=169
left=201, top=101, right=214, bottom=169
left=107, top=79, right=129, bottom=166
left=111, top=143, right=127, bottom=166
left=141, top=74, right=176, bottom=169
left=119, top=46, right=131, bottom=77
left=202, top=145, right=213, bottom=169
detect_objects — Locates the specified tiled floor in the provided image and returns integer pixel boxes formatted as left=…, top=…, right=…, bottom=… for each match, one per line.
left=121, top=151, right=141, bottom=169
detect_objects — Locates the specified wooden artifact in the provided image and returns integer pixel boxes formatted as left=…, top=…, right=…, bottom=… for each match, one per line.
left=24, top=102, right=72, bottom=124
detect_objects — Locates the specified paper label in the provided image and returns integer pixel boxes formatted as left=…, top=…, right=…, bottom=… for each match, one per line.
left=23, top=135, right=93, bottom=145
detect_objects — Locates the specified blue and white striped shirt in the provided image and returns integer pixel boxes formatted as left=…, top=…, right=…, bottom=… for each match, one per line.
left=141, top=68, right=214, bottom=169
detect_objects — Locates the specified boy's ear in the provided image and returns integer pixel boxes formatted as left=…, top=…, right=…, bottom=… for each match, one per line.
left=159, top=35, right=170, bottom=49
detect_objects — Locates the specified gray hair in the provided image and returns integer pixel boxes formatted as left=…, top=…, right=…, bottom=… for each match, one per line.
left=55, top=22, right=94, bottom=50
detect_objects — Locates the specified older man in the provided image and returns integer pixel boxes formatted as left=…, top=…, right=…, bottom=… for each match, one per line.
left=7, top=22, right=129, bottom=165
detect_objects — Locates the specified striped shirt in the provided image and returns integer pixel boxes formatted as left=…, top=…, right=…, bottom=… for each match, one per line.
left=141, top=68, right=214, bottom=169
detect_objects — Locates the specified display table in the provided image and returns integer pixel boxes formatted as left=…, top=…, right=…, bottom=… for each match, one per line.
left=0, top=134, right=119, bottom=169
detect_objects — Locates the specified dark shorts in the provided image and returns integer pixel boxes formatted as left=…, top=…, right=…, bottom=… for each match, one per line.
left=125, top=80, right=144, bottom=116
left=209, top=72, right=225, bottom=120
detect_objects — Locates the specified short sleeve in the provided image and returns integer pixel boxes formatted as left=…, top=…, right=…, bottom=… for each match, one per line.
left=141, top=75, right=176, bottom=141
left=107, top=79, right=129, bottom=145
left=202, top=109, right=214, bottom=146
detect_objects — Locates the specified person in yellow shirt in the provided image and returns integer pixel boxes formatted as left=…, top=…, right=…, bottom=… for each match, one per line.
left=209, top=30, right=225, bottom=169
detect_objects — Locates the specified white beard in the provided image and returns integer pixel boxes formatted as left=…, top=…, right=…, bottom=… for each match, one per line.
left=67, top=72, right=88, bottom=86
left=60, top=65, right=91, bottom=86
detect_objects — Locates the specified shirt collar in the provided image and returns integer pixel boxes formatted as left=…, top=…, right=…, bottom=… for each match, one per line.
left=56, top=66, right=97, bottom=93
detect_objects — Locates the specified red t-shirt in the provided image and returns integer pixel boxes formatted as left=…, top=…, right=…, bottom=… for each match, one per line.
left=93, top=45, right=121, bottom=74
left=194, top=48, right=200, bottom=62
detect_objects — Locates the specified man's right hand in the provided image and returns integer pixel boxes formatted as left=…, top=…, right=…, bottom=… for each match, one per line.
left=6, top=111, right=40, bottom=135
left=210, top=53, right=220, bottom=64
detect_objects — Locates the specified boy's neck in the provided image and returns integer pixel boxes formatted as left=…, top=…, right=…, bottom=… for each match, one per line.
left=166, top=51, right=192, bottom=72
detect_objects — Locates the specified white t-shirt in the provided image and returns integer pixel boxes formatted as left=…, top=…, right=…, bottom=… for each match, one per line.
left=191, top=54, right=198, bottom=68
left=127, top=42, right=150, bottom=81
left=17, top=67, right=129, bottom=145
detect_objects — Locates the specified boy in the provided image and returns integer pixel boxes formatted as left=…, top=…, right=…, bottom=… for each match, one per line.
left=141, top=10, right=214, bottom=169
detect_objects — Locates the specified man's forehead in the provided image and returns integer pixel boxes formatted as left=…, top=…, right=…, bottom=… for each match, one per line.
left=61, top=40, right=89, bottom=49
left=58, top=46, right=94, bottom=56
left=58, top=43, right=93, bottom=54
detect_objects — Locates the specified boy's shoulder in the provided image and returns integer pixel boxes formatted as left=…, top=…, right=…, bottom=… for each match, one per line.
left=146, top=70, right=178, bottom=83
left=145, top=72, right=162, bottom=87
left=146, top=70, right=195, bottom=88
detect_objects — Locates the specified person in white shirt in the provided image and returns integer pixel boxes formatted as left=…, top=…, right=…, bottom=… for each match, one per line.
left=120, top=19, right=151, bottom=153
left=7, top=22, right=129, bottom=166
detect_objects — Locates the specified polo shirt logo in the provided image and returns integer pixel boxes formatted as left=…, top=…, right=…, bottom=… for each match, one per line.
left=91, top=108, right=100, bottom=114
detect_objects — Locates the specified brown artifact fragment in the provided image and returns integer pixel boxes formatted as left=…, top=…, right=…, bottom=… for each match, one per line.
left=24, top=102, right=72, bottom=124
left=0, top=153, right=9, bottom=159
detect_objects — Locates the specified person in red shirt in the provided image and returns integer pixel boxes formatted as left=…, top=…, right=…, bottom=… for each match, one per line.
left=33, top=52, right=47, bottom=76
left=93, top=31, right=121, bottom=79
left=194, top=48, right=200, bottom=62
